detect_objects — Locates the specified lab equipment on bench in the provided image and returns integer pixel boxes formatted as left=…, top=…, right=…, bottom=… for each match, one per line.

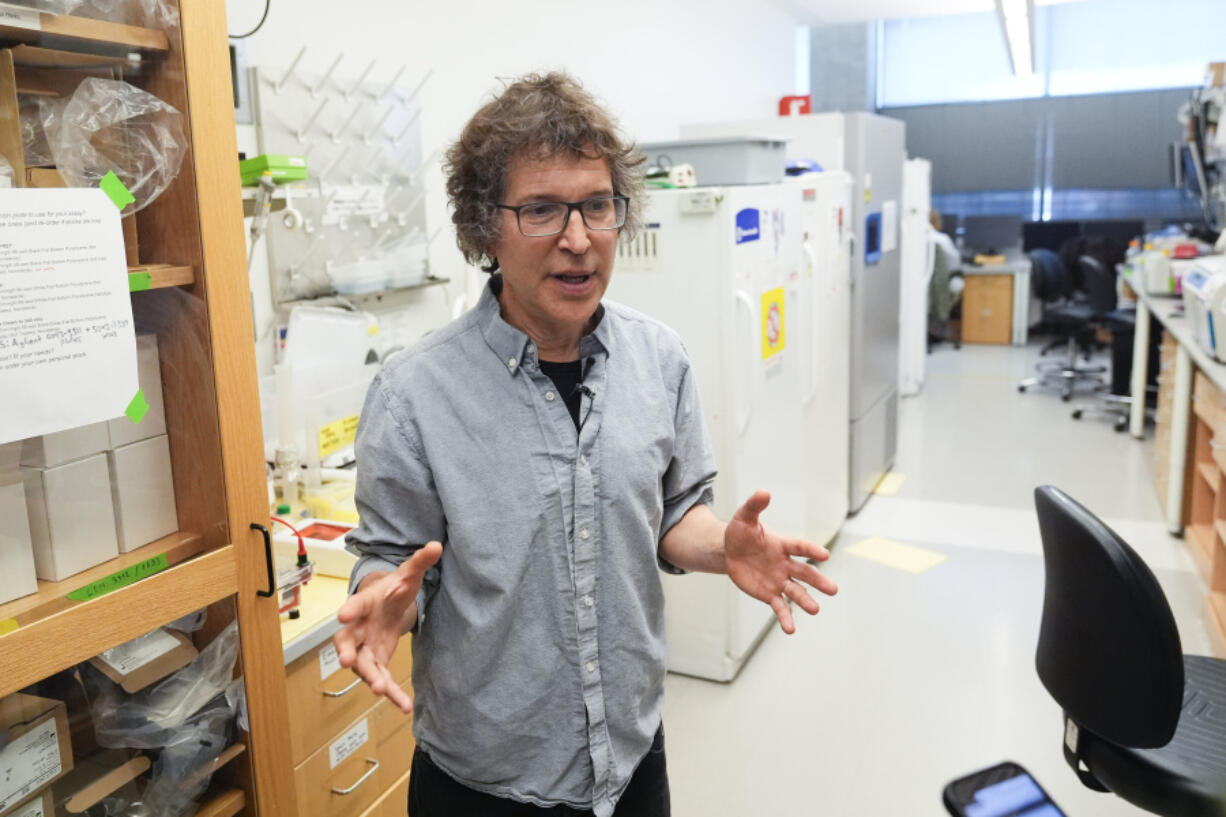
left=684, top=112, right=906, bottom=512
left=607, top=182, right=805, bottom=681
left=1180, top=255, right=1226, bottom=361
left=638, top=135, right=789, bottom=186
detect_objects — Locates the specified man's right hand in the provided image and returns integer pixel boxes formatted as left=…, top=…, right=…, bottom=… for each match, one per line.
left=334, top=541, right=443, bottom=713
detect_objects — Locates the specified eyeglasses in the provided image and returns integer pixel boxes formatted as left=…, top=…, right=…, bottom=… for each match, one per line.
left=495, top=195, right=629, bottom=238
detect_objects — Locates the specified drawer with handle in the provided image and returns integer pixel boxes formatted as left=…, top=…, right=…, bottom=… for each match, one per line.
left=286, top=637, right=413, bottom=764
left=293, top=697, right=415, bottom=817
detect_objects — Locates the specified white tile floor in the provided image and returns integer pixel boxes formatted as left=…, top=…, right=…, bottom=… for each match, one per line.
left=663, top=342, right=1216, bottom=816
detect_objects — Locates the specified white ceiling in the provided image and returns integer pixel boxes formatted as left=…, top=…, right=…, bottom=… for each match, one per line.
left=788, top=0, right=1085, bottom=26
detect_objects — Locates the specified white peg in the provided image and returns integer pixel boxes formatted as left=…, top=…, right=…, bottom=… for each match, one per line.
left=376, top=64, right=408, bottom=101
left=311, top=54, right=344, bottom=97
left=297, top=98, right=329, bottom=142
left=393, top=107, right=423, bottom=145
left=346, top=60, right=377, bottom=100
left=365, top=105, right=395, bottom=144
left=399, top=68, right=434, bottom=105
left=331, top=101, right=365, bottom=143
left=275, top=46, right=307, bottom=93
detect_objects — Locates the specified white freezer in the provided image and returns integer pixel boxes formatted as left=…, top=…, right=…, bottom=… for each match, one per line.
left=900, top=158, right=933, bottom=397
left=607, top=184, right=805, bottom=681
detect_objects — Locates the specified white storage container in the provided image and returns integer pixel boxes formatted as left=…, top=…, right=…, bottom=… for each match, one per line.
left=20, top=423, right=109, bottom=468
left=107, top=334, right=167, bottom=449
left=108, top=435, right=179, bottom=552
left=23, top=454, right=119, bottom=582
left=638, top=135, right=789, bottom=185
left=0, top=475, right=37, bottom=604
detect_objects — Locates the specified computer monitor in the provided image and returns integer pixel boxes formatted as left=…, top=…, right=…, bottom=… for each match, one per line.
left=963, top=215, right=1023, bottom=254
left=1022, top=221, right=1080, bottom=253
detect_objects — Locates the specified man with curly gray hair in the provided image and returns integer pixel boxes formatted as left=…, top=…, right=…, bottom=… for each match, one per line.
left=336, top=71, right=837, bottom=817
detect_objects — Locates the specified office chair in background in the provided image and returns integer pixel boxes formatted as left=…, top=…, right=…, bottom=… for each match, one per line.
left=1018, top=255, right=1117, bottom=402
left=1033, top=486, right=1226, bottom=817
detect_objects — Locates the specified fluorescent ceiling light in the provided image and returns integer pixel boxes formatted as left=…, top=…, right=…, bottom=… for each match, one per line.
left=996, top=0, right=1034, bottom=75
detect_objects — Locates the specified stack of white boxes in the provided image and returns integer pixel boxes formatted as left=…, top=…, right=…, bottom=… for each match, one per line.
left=15, top=334, right=179, bottom=591
left=0, top=441, right=37, bottom=605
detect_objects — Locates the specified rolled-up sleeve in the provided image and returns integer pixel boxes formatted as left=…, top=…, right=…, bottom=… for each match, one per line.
left=345, top=375, right=445, bottom=630
left=658, top=360, right=717, bottom=573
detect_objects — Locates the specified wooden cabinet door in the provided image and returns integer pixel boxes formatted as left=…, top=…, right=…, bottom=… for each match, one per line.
left=962, top=274, right=1014, bottom=345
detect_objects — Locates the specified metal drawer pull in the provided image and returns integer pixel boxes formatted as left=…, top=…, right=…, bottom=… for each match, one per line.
left=323, top=677, right=363, bottom=698
left=332, top=758, right=379, bottom=795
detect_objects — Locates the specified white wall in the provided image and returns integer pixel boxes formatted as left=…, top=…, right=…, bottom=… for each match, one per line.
left=227, top=0, right=804, bottom=372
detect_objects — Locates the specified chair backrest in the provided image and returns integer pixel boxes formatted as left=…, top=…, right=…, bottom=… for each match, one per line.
left=1033, top=486, right=1184, bottom=748
left=1078, top=255, right=1118, bottom=317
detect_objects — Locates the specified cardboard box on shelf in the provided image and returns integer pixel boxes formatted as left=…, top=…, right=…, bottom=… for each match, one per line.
left=107, top=434, right=178, bottom=553
left=20, top=424, right=109, bottom=469
left=23, top=454, right=118, bottom=582
left=0, top=694, right=73, bottom=816
left=1207, top=61, right=1225, bottom=88
left=0, top=474, right=37, bottom=605
left=3, top=790, right=52, bottom=817
left=88, top=628, right=197, bottom=693
left=107, top=335, right=167, bottom=449
left=24, top=167, right=140, bottom=266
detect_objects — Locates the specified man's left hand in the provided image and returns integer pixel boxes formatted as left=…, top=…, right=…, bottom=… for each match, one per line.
left=725, top=489, right=839, bottom=634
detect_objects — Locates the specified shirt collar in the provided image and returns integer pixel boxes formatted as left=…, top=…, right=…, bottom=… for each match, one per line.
left=477, top=276, right=610, bottom=372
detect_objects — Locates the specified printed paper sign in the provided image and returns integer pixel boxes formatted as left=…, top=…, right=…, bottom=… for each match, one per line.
left=10, top=794, right=47, bottom=817
left=760, top=287, right=786, bottom=360
left=0, top=3, right=40, bottom=30
left=97, top=629, right=181, bottom=675
left=0, top=189, right=137, bottom=443
left=0, top=719, right=61, bottom=811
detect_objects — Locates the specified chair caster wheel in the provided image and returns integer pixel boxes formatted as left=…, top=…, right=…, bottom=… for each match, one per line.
left=1114, top=420, right=1128, bottom=433
left=1018, top=385, right=1026, bottom=393
left=1072, top=409, right=1083, bottom=419
left=1062, top=393, right=1071, bottom=402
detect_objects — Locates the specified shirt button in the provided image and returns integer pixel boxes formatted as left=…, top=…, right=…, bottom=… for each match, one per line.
left=508, top=357, right=517, bottom=369
left=579, top=528, right=590, bottom=540
left=545, top=391, right=555, bottom=401
left=586, top=661, right=596, bottom=673
left=584, top=595, right=594, bottom=607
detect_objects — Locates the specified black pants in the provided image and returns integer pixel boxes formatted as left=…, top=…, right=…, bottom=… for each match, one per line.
left=407, top=726, right=670, bottom=816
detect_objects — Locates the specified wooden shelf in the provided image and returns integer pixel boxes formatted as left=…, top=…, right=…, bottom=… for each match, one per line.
left=1198, top=462, right=1221, bottom=493
left=1187, top=523, right=1214, bottom=586
left=129, top=264, right=195, bottom=291
left=1214, top=519, right=1226, bottom=547
left=190, top=788, right=245, bottom=817
left=0, top=538, right=237, bottom=696
left=0, top=13, right=169, bottom=54
left=1208, top=593, right=1226, bottom=659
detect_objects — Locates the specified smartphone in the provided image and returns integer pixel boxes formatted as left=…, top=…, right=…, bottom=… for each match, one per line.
left=942, top=761, right=1068, bottom=817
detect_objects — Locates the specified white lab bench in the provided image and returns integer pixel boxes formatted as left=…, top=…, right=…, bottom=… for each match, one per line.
left=1128, top=282, right=1226, bottom=533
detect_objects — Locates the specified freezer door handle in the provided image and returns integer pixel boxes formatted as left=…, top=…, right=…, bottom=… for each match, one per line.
left=734, top=289, right=757, bottom=437
left=802, top=242, right=819, bottom=408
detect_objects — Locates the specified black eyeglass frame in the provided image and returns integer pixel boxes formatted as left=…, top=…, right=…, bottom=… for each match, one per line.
left=494, top=195, right=630, bottom=237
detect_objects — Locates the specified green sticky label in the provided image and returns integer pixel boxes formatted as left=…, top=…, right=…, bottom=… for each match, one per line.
left=125, top=389, right=149, bottom=424
left=129, top=271, right=152, bottom=292
left=66, top=553, right=169, bottom=601
left=100, top=171, right=135, bottom=210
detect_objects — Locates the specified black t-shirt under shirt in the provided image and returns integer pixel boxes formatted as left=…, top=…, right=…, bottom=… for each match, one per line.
left=538, top=359, right=584, bottom=431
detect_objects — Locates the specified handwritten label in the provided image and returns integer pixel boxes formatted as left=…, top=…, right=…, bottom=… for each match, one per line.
left=319, top=642, right=342, bottom=680
left=66, top=553, right=169, bottom=601
left=329, top=717, right=369, bottom=770
left=318, top=413, right=359, bottom=459
left=0, top=719, right=61, bottom=812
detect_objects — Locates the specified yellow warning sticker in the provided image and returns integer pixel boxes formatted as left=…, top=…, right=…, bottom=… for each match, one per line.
left=319, top=413, right=360, bottom=459
left=0, top=618, right=18, bottom=637
left=760, top=287, right=786, bottom=360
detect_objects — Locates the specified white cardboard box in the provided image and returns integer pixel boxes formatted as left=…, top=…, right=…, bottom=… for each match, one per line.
left=23, top=454, right=119, bottom=582
left=107, top=334, right=167, bottom=449
left=20, top=423, right=110, bottom=469
left=0, top=441, right=21, bottom=475
left=0, top=475, right=37, bottom=605
left=108, top=435, right=178, bottom=552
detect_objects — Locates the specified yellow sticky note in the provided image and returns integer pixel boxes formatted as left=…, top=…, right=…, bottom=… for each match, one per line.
left=873, top=472, right=906, bottom=496
left=845, top=537, right=946, bottom=574
left=0, top=618, right=18, bottom=636
left=318, top=413, right=360, bottom=459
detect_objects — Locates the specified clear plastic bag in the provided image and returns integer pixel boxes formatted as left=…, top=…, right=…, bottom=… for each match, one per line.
left=21, top=97, right=57, bottom=168
left=165, top=609, right=207, bottom=634
left=0, top=154, right=12, bottom=188
left=75, top=0, right=179, bottom=29
left=1, top=0, right=84, bottom=12
left=43, top=77, right=187, bottom=215
left=87, top=621, right=239, bottom=747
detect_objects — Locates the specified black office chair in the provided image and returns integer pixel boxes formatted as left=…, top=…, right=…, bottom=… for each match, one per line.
left=1019, top=255, right=1116, bottom=401
left=1033, top=486, right=1226, bottom=816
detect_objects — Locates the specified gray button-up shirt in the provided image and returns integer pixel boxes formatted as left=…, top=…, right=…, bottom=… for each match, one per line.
left=346, top=277, right=716, bottom=816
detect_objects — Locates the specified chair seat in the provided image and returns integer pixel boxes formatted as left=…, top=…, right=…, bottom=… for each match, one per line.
left=1083, top=655, right=1226, bottom=817
left=1046, top=304, right=1095, bottom=325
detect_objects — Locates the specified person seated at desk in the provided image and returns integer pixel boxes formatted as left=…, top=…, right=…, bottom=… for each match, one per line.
left=929, top=210, right=963, bottom=344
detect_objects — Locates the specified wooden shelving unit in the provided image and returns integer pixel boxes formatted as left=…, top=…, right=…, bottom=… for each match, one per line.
left=1188, top=372, right=1226, bottom=656
left=0, top=2, right=294, bottom=814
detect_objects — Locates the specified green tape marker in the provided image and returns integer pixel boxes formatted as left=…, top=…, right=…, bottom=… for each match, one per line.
left=66, top=553, right=169, bottom=601
left=125, top=389, right=149, bottom=425
left=129, top=271, right=152, bottom=292
left=100, top=170, right=135, bottom=210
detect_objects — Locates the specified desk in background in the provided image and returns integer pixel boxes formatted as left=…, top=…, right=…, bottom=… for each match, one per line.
left=958, top=255, right=1034, bottom=346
